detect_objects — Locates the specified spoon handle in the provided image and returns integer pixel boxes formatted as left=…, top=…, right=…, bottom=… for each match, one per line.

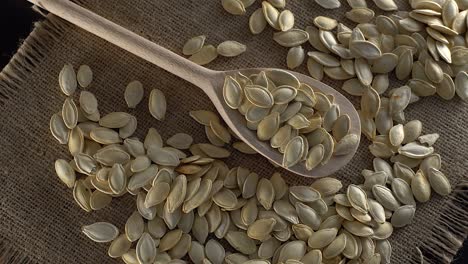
left=28, top=0, right=217, bottom=89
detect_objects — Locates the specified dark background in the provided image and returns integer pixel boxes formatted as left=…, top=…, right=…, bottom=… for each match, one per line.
left=0, top=0, right=466, bottom=263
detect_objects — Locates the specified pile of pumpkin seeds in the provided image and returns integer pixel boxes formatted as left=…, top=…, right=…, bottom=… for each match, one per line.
left=51, top=63, right=451, bottom=264
left=220, top=0, right=468, bottom=104
left=183, top=36, right=247, bottom=65
left=222, top=69, right=358, bottom=170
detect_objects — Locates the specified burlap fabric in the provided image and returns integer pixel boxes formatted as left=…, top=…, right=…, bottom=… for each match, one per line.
left=0, top=0, right=467, bottom=263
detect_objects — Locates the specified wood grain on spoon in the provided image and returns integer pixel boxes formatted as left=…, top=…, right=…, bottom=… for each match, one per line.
left=29, top=0, right=361, bottom=177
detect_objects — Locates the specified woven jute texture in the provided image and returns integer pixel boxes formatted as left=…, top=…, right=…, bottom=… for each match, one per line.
left=0, top=0, right=467, bottom=263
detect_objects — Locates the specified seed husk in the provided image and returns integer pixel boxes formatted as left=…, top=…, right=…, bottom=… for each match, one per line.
left=355, top=58, right=373, bottom=86
left=396, top=49, right=413, bottom=80
left=287, top=46, right=305, bottom=69
left=273, top=29, right=309, bottom=47
left=391, top=205, right=416, bottom=228
left=372, top=185, right=400, bottom=211
left=190, top=110, right=220, bottom=126
left=183, top=35, right=206, bottom=55
left=222, top=0, right=246, bottom=15
left=217, top=41, right=247, bottom=57
left=99, top=112, right=132, bottom=128
left=59, top=64, right=77, bottom=96
left=136, top=233, right=157, bottom=264
left=347, top=185, right=368, bottom=213
left=346, top=7, right=375, bottom=23
left=455, top=71, right=468, bottom=102
left=372, top=53, right=398, bottom=73
left=125, top=211, right=145, bottom=242
left=276, top=10, right=294, bottom=32
left=55, top=159, right=76, bottom=188
left=79, top=91, right=98, bottom=115
left=308, top=228, right=338, bottom=249
left=250, top=8, right=267, bottom=34
left=148, top=89, right=167, bottom=121
left=273, top=199, right=299, bottom=224
left=82, top=222, right=119, bottom=243
left=225, top=231, right=257, bottom=255
left=391, top=178, right=416, bottom=206
left=108, top=234, right=131, bottom=258
left=63, top=98, right=78, bottom=129
left=233, top=141, right=256, bottom=154
left=282, top=136, right=304, bottom=168
left=189, top=45, right=218, bottom=65
left=262, top=1, right=280, bottom=30
left=124, top=80, right=144, bottom=108
left=427, top=168, right=451, bottom=196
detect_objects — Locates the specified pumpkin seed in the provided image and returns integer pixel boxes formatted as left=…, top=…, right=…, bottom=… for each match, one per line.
left=262, top=1, right=280, bottom=30
left=355, top=58, right=373, bottom=86
left=247, top=218, right=276, bottom=241
left=391, top=178, right=416, bottom=206
left=189, top=45, right=218, bottom=65
left=455, top=71, right=468, bottom=101
left=391, top=205, right=416, bottom=227
left=79, top=91, right=98, bottom=115
left=287, top=46, right=305, bottom=69
left=222, top=0, right=246, bottom=15
left=372, top=0, right=398, bottom=11
left=148, top=89, right=166, bottom=121
left=125, top=211, right=145, bottom=242
left=63, top=98, right=78, bottom=129
left=273, top=29, right=309, bottom=47
left=217, top=41, right=247, bottom=57
left=308, top=228, right=338, bottom=249
left=136, top=233, right=157, bottom=264
left=372, top=185, right=400, bottom=211
left=82, top=222, right=119, bottom=243
left=225, top=231, right=257, bottom=255
left=59, top=64, right=77, bottom=96
left=279, top=10, right=295, bottom=31
left=122, top=81, right=144, bottom=109
left=183, top=35, right=206, bottom=55
left=427, top=168, right=451, bottom=196
left=249, top=8, right=267, bottom=34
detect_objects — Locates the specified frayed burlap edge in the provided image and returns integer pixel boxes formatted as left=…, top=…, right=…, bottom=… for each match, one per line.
left=0, top=12, right=71, bottom=264
left=0, top=14, right=69, bottom=107
left=0, top=239, right=35, bottom=264
left=413, top=181, right=468, bottom=264
left=0, top=8, right=467, bottom=264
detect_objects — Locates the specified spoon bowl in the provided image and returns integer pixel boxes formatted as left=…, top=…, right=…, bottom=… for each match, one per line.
left=31, top=0, right=361, bottom=177
left=205, top=68, right=361, bottom=177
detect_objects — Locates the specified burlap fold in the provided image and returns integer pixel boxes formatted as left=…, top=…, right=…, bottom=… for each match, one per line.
left=0, top=0, right=466, bottom=263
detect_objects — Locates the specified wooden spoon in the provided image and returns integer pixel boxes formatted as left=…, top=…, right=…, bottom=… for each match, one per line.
left=29, top=0, right=361, bottom=177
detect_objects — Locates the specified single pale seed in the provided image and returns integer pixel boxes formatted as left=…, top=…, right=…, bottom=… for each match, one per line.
left=222, top=0, right=246, bottom=15
left=189, top=45, right=218, bottom=65
left=278, top=10, right=294, bottom=31
left=99, top=112, right=132, bottom=128
left=183, top=35, right=206, bottom=55
left=63, top=98, right=78, bottom=129
left=136, top=233, right=157, bottom=264
left=217, top=41, right=246, bottom=57
left=249, top=8, right=267, bottom=34
left=59, top=63, right=77, bottom=96
left=124, top=80, right=144, bottom=108
left=262, top=1, right=280, bottom=30
left=148, top=89, right=166, bottom=121
left=79, top=91, right=98, bottom=115
left=427, top=168, right=451, bottom=196
left=273, top=29, right=309, bottom=48
left=287, top=46, right=305, bottom=69
left=82, top=222, right=119, bottom=243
